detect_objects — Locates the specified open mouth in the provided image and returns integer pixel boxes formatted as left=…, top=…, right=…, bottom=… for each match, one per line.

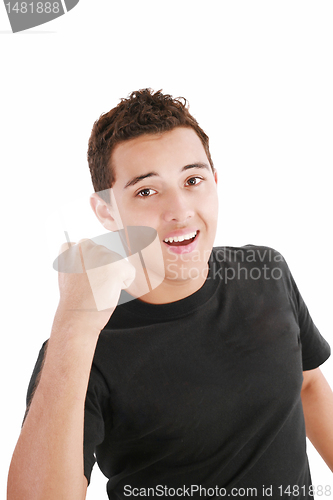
left=163, top=231, right=198, bottom=246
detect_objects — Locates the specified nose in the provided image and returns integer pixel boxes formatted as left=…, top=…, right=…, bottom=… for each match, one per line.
left=162, top=189, right=195, bottom=223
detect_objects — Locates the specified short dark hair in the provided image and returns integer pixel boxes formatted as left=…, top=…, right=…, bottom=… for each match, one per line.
left=87, top=88, right=214, bottom=194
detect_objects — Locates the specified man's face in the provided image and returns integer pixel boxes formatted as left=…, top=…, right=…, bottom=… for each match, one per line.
left=109, top=127, right=218, bottom=284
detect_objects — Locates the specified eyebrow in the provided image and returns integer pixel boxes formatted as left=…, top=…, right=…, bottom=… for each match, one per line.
left=124, top=163, right=210, bottom=189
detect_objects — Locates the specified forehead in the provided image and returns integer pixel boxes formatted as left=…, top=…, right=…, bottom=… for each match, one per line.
left=111, top=127, right=208, bottom=178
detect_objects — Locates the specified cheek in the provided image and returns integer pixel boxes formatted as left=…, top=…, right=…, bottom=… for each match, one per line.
left=120, top=202, right=159, bottom=228
left=203, top=191, right=219, bottom=226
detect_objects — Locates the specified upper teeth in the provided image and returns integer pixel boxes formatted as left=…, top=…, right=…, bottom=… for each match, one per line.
left=164, top=231, right=197, bottom=243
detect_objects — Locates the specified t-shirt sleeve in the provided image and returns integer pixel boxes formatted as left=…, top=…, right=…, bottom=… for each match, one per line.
left=289, top=273, right=331, bottom=370
left=83, top=363, right=110, bottom=485
left=23, top=339, right=49, bottom=426
left=276, top=251, right=331, bottom=371
left=23, top=341, right=109, bottom=486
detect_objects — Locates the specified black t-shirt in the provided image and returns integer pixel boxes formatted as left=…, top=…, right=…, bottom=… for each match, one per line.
left=26, top=246, right=331, bottom=499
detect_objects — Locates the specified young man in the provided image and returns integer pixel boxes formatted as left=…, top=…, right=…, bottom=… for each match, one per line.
left=8, top=89, right=333, bottom=499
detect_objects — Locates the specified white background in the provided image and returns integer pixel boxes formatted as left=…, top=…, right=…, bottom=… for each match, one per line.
left=1, top=1, right=332, bottom=498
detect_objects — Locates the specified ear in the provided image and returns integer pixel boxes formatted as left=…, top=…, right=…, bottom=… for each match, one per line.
left=214, top=170, right=218, bottom=185
left=90, top=192, right=123, bottom=231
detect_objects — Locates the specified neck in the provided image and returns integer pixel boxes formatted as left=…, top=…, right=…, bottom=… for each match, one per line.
left=137, top=263, right=209, bottom=305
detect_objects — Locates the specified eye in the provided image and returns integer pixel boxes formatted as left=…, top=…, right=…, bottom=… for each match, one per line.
left=185, top=176, right=203, bottom=186
left=136, top=188, right=157, bottom=197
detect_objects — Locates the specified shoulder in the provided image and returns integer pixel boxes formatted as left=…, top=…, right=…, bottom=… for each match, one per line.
left=210, top=245, right=293, bottom=285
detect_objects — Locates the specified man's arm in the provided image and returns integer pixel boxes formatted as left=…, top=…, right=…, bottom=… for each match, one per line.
left=7, top=311, right=97, bottom=500
left=301, top=367, right=333, bottom=471
left=7, top=240, right=135, bottom=500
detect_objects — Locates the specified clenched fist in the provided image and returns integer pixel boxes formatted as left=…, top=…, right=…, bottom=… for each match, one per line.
left=56, top=239, right=135, bottom=331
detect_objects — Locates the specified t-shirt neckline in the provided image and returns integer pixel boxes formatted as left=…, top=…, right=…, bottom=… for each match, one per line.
left=119, top=250, right=220, bottom=321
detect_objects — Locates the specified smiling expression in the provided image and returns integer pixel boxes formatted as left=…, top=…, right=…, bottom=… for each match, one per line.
left=94, top=126, right=219, bottom=301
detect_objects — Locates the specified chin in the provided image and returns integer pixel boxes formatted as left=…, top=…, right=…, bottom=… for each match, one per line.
left=164, top=257, right=209, bottom=283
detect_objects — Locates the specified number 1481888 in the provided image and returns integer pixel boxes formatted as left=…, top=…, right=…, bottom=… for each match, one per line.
left=5, top=2, right=60, bottom=13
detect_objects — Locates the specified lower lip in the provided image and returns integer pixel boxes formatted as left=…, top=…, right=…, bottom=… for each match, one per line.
left=163, top=233, right=199, bottom=254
